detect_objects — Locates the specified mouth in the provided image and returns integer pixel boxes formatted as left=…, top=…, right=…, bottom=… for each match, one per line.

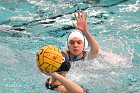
left=73, top=49, right=79, bottom=52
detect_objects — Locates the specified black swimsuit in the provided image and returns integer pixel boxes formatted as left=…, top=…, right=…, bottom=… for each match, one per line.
left=45, top=78, right=59, bottom=90
left=45, top=51, right=71, bottom=90
left=55, top=51, right=71, bottom=72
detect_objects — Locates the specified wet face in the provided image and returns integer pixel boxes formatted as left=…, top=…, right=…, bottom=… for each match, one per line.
left=68, top=37, right=84, bottom=56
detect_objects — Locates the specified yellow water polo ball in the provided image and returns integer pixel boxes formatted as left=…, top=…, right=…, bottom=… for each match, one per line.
left=36, top=45, right=63, bottom=73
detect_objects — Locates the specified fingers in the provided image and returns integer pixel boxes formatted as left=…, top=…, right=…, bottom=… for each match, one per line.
left=82, top=11, right=84, bottom=17
left=74, top=10, right=87, bottom=20
left=83, top=11, right=88, bottom=20
left=86, top=12, right=88, bottom=19
left=74, top=10, right=81, bottom=19
left=78, top=10, right=81, bottom=18
left=74, top=13, right=78, bottom=21
left=72, top=10, right=87, bottom=30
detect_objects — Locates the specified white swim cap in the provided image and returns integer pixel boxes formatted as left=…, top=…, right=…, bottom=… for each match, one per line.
left=67, top=30, right=88, bottom=49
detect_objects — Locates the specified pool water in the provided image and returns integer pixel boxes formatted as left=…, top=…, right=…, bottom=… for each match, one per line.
left=0, top=0, right=140, bottom=93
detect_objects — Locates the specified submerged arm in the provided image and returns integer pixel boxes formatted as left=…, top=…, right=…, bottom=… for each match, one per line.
left=51, top=72, right=84, bottom=93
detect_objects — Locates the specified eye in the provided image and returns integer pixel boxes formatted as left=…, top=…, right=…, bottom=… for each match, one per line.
left=77, top=40, right=83, bottom=44
left=69, top=41, right=75, bottom=44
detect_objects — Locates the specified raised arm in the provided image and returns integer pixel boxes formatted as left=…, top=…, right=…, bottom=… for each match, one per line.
left=72, top=10, right=99, bottom=59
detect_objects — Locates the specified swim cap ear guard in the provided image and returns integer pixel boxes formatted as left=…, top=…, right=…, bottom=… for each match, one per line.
left=84, top=36, right=88, bottom=49
left=67, top=30, right=88, bottom=49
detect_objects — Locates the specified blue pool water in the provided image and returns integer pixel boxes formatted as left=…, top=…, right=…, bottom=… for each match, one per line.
left=0, top=0, right=140, bottom=93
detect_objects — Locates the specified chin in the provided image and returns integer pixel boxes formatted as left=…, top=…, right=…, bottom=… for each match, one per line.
left=73, top=52, right=81, bottom=56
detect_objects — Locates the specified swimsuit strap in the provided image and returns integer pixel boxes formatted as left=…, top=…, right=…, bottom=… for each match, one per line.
left=80, top=85, right=90, bottom=93
left=45, top=78, right=61, bottom=90
left=82, top=51, right=88, bottom=60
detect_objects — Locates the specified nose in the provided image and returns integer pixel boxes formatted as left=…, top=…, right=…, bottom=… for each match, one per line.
left=73, top=42, right=78, bottom=47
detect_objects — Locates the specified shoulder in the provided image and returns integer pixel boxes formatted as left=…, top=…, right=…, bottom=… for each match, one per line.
left=86, top=50, right=98, bottom=59
left=83, top=50, right=88, bottom=56
left=82, top=50, right=88, bottom=60
left=83, top=50, right=88, bottom=54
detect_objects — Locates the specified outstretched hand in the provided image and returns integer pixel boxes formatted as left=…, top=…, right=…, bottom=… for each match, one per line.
left=73, top=10, right=88, bottom=33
